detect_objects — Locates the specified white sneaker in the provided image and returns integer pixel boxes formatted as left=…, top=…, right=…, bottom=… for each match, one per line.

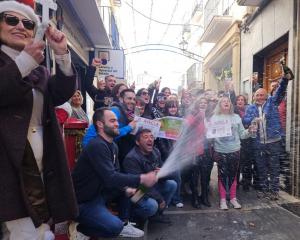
left=119, top=222, right=144, bottom=238
left=220, top=199, right=228, bottom=210
left=230, top=198, right=242, bottom=209
left=68, top=222, right=90, bottom=240
left=176, top=202, right=184, bottom=208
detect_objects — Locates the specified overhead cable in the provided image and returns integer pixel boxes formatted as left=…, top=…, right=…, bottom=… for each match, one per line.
left=124, top=0, right=202, bottom=28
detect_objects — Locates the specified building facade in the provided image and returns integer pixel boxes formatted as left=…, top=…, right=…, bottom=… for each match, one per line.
left=239, top=0, right=300, bottom=197
left=201, top=0, right=248, bottom=93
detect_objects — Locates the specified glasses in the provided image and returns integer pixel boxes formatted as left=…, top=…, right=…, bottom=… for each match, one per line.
left=1, top=14, right=35, bottom=30
left=157, top=96, right=167, bottom=101
left=141, top=92, right=149, bottom=96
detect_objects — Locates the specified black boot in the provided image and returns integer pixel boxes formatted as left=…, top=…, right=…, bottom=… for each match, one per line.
left=200, top=164, right=212, bottom=207
left=192, top=194, right=201, bottom=209
left=190, top=168, right=201, bottom=209
left=200, top=182, right=211, bottom=207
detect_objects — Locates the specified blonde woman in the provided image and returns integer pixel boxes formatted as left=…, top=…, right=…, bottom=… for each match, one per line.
left=208, top=96, right=253, bottom=210
left=70, top=90, right=89, bottom=123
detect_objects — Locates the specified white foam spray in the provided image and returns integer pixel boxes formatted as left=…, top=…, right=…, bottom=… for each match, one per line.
left=157, top=101, right=205, bottom=179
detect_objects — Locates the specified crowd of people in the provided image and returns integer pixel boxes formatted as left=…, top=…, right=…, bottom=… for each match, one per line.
left=0, top=1, right=294, bottom=240
left=65, top=55, right=293, bottom=239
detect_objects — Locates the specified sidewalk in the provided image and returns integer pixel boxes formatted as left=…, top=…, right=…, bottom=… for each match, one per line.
left=97, top=166, right=300, bottom=240
left=147, top=166, right=300, bottom=240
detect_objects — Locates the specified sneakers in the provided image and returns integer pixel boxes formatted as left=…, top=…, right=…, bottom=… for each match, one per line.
left=230, top=198, right=242, bottom=209
left=176, top=202, right=184, bottom=208
left=119, top=222, right=144, bottom=238
left=68, top=222, right=90, bottom=240
left=220, top=199, right=228, bottom=210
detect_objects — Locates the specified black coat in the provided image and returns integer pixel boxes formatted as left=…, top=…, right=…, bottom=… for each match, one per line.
left=0, top=50, right=78, bottom=226
left=85, top=66, right=113, bottom=110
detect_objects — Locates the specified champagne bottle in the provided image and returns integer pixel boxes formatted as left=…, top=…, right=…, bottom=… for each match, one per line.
left=134, top=106, right=141, bottom=117
left=280, top=56, right=294, bottom=80
left=130, top=185, right=148, bottom=203
left=250, top=119, right=258, bottom=138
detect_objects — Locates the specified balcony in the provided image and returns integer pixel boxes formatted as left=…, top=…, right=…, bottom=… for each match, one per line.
left=237, top=0, right=264, bottom=6
left=200, top=15, right=232, bottom=43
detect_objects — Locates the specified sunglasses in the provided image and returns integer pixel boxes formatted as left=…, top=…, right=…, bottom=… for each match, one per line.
left=141, top=92, right=149, bottom=96
left=2, top=14, right=35, bottom=30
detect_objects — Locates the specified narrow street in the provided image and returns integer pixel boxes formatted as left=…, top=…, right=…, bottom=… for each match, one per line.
left=147, top=169, right=300, bottom=240
left=110, top=167, right=300, bottom=240
left=1, top=1, right=300, bottom=240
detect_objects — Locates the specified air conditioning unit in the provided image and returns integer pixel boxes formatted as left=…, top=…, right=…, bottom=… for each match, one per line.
left=237, top=0, right=264, bottom=6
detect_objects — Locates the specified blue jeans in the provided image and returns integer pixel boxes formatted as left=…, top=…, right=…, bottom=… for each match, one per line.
left=155, top=179, right=177, bottom=206
left=254, top=141, right=281, bottom=193
left=170, top=171, right=182, bottom=204
left=76, top=194, right=157, bottom=237
left=76, top=195, right=124, bottom=238
left=132, top=197, right=158, bottom=221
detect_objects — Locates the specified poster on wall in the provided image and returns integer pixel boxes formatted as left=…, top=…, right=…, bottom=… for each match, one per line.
left=95, top=49, right=125, bottom=79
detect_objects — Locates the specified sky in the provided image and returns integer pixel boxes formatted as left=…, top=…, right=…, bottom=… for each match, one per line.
left=115, top=0, right=200, bottom=91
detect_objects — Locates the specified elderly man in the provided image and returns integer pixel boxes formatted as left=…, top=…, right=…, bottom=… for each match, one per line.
left=243, top=70, right=293, bottom=200
left=0, top=1, right=78, bottom=239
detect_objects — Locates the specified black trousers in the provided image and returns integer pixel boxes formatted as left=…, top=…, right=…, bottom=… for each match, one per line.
left=190, top=150, right=213, bottom=198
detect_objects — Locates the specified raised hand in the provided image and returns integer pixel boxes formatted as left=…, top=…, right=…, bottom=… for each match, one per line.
left=129, top=81, right=136, bottom=90
left=23, top=39, right=45, bottom=64
left=92, top=58, right=102, bottom=67
left=45, top=25, right=68, bottom=55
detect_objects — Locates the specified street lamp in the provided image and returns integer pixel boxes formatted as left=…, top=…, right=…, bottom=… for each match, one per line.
left=179, top=36, right=188, bottom=51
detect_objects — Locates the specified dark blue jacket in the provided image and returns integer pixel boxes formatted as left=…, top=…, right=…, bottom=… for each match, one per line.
left=243, top=78, right=288, bottom=143
left=72, top=136, right=140, bottom=203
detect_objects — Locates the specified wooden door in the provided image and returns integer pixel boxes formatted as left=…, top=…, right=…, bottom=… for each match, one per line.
left=264, top=42, right=288, bottom=93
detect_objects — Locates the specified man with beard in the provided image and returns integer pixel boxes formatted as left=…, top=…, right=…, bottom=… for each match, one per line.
left=82, top=89, right=137, bottom=163
left=111, top=88, right=137, bottom=162
left=70, top=108, right=157, bottom=239
left=85, top=58, right=116, bottom=110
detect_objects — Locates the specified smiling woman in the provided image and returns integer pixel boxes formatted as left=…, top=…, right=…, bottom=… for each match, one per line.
left=0, top=1, right=78, bottom=239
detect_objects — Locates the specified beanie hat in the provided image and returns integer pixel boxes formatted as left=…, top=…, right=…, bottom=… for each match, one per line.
left=0, top=1, right=40, bottom=25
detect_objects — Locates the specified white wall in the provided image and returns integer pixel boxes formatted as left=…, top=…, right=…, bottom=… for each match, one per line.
left=240, top=0, right=293, bottom=84
left=240, top=0, right=294, bottom=150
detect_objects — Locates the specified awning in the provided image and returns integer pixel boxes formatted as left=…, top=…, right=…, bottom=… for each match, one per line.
left=62, top=0, right=111, bottom=48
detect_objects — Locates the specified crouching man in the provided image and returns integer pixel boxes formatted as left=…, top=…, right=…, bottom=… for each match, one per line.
left=123, top=129, right=177, bottom=224
left=70, top=108, right=158, bottom=239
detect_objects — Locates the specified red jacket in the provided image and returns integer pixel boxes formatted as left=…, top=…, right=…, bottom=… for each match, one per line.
left=185, top=112, right=205, bottom=155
